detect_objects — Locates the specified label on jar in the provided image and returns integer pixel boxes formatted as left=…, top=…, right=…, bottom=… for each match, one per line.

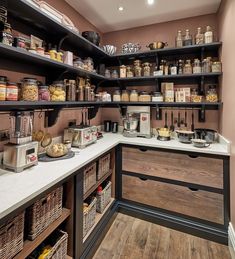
left=0, top=86, right=6, bottom=101
left=6, top=87, right=18, bottom=100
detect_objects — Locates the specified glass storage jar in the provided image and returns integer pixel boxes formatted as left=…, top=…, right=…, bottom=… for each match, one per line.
left=183, top=60, right=193, bottom=74
left=202, top=58, right=212, bottom=73
left=113, top=90, right=121, bottom=102
left=83, top=57, right=94, bottom=72
left=73, top=58, right=84, bottom=69
left=152, top=92, right=163, bottom=102
left=193, top=59, right=202, bottom=74
left=175, top=30, right=183, bottom=47
left=121, top=90, right=129, bottom=102
left=126, top=66, right=134, bottom=78
left=38, top=85, right=50, bottom=101
left=6, top=82, right=18, bottom=101
left=206, top=85, right=218, bottom=102
left=134, top=60, right=142, bottom=77
left=49, top=81, right=66, bottom=101
left=204, top=25, right=213, bottom=44
left=0, top=80, right=6, bottom=101
left=105, top=69, right=111, bottom=78
left=139, top=91, right=151, bottom=102
left=211, top=61, right=222, bottom=73
left=142, top=62, right=151, bottom=77
left=178, top=60, right=184, bottom=74
left=183, top=29, right=193, bottom=46
left=195, top=27, right=204, bottom=45
left=130, top=89, right=139, bottom=102
left=120, top=65, right=127, bottom=78
left=2, top=22, right=13, bottom=46
left=21, top=78, right=38, bottom=101
left=191, top=88, right=202, bottom=103
left=111, top=70, right=119, bottom=78
left=66, top=80, right=76, bottom=101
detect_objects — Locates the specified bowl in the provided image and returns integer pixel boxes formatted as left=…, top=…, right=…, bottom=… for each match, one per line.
left=82, top=31, right=100, bottom=46
left=122, top=43, right=141, bottom=54
left=176, top=130, right=195, bottom=144
left=191, top=139, right=210, bottom=148
left=103, top=45, right=117, bottom=55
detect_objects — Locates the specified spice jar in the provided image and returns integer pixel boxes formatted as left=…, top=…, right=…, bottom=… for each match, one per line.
left=66, top=80, right=76, bottom=101
left=49, top=81, right=66, bottom=101
left=176, top=30, right=183, bottom=47
left=105, top=69, right=111, bottom=78
left=130, top=89, right=139, bottom=102
left=152, top=92, right=163, bottom=102
left=21, top=78, right=38, bottom=101
left=83, top=57, right=94, bottom=72
left=121, top=90, right=129, bottom=102
left=142, top=62, right=151, bottom=77
left=183, top=60, right=193, bottom=74
left=120, top=65, right=127, bottom=78
left=195, top=27, right=204, bottom=45
left=111, top=70, right=119, bottom=78
left=2, top=23, right=13, bottom=46
left=170, top=63, right=177, bottom=75
left=73, top=58, right=84, bottom=69
left=38, top=85, right=50, bottom=101
left=206, top=85, right=218, bottom=102
left=134, top=60, right=142, bottom=77
left=0, top=80, right=6, bottom=101
left=202, top=58, right=212, bottom=73
left=6, top=82, right=18, bottom=101
left=212, top=61, right=222, bottom=73
left=183, top=29, right=193, bottom=46
left=193, top=59, right=202, bottom=74
left=126, top=66, right=134, bottom=78
left=178, top=60, right=184, bottom=74
left=204, top=25, right=213, bottom=44
left=113, top=90, right=121, bottom=101
left=191, top=88, right=202, bottom=103
left=139, top=91, right=151, bottom=102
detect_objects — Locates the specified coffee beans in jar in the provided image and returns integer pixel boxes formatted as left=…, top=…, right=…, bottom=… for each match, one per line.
left=21, top=78, right=38, bottom=101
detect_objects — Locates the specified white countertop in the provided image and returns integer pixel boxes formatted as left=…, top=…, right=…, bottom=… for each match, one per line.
left=0, top=133, right=230, bottom=222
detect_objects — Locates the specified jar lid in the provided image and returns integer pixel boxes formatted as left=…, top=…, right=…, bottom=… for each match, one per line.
left=0, top=76, right=7, bottom=82
left=7, top=82, right=17, bottom=86
left=0, top=80, right=6, bottom=85
left=140, top=91, right=149, bottom=95
left=22, top=77, right=37, bottom=83
left=39, top=85, right=48, bottom=89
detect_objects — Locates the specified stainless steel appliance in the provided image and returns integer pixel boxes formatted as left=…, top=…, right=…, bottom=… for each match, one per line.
left=64, top=125, right=97, bottom=149
left=3, top=111, right=38, bottom=173
left=123, top=106, right=151, bottom=138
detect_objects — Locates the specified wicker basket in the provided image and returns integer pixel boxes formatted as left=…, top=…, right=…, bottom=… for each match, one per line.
left=26, top=186, right=63, bottom=240
left=96, top=181, right=112, bottom=213
left=97, top=153, right=110, bottom=180
left=0, top=211, right=25, bottom=259
left=83, top=162, right=97, bottom=194
left=83, top=197, right=97, bottom=238
left=28, top=230, right=68, bottom=259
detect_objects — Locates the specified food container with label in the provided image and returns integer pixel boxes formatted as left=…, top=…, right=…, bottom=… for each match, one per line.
left=175, top=30, right=183, bottom=47
left=21, top=78, right=38, bottom=101
left=120, top=65, right=127, bottom=78
left=191, top=88, right=202, bottom=103
left=73, top=58, right=84, bottom=69
left=193, top=59, right=202, bottom=74
left=134, top=60, right=142, bottom=77
left=195, top=27, right=204, bottom=45
left=13, top=36, right=26, bottom=49
left=152, top=92, right=163, bottom=102
left=6, top=82, right=18, bottom=101
left=2, top=22, right=13, bottom=46
left=130, top=89, right=139, bottom=102
left=0, top=80, right=6, bottom=101
left=183, top=60, right=193, bottom=74
left=66, top=80, right=76, bottom=101
left=139, top=91, right=151, bottom=102
left=206, top=85, right=218, bottom=102
left=121, top=90, right=129, bottom=101
left=38, top=85, right=50, bottom=101
left=183, top=29, right=192, bottom=46
left=83, top=57, right=94, bottom=72
left=49, top=81, right=66, bottom=101
left=142, top=62, right=151, bottom=77
left=113, top=90, right=121, bottom=101
left=111, top=70, right=119, bottom=78
left=126, top=66, right=134, bottom=78
left=212, top=61, right=222, bottom=73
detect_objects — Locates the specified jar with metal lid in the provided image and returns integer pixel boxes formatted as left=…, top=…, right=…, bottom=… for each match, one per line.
left=84, top=79, right=91, bottom=101
left=204, top=25, right=213, bottom=44
left=178, top=60, right=184, bottom=74
left=73, top=58, right=84, bottom=69
left=130, top=89, right=139, bottom=102
left=195, top=27, right=204, bottom=45
left=105, top=69, right=111, bottom=78
left=183, top=60, right=193, bottom=74
left=7, top=82, right=18, bottom=101
left=0, top=80, right=6, bottom=101
left=121, top=90, right=129, bottom=102
left=65, top=80, right=76, bottom=101
left=126, top=66, right=134, bottom=78
left=139, top=91, right=151, bottom=102
left=111, top=70, right=119, bottom=78
left=176, top=30, right=183, bottom=47
left=120, top=65, right=127, bottom=78
left=212, top=61, right=222, bottom=73
left=134, top=60, right=142, bottom=77
left=206, top=85, right=218, bottom=102
left=113, top=90, right=121, bottom=102
left=183, top=29, right=193, bottom=46
left=152, top=92, right=163, bottom=102
left=202, top=58, right=212, bottom=73
left=193, top=59, right=202, bottom=74
left=170, top=63, right=177, bottom=75
left=49, top=80, right=66, bottom=101
left=21, top=78, right=38, bottom=101
left=38, top=85, right=50, bottom=101
left=83, top=57, right=94, bottom=72
left=142, top=62, right=151, bottom=77
left=2, top=22, right=13, bottom=46
left=191, top=88, right=202, bottom=103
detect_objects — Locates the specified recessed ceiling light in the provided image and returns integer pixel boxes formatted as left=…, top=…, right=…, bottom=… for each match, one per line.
left=118, top=6, right=124, bottom=11
left=147, top=0, right=155, bottom=5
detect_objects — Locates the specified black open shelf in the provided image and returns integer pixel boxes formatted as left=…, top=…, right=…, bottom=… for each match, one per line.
left=6, top=0, right=108, bottom=59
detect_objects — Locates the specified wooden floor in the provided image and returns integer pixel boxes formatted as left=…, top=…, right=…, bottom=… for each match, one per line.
left=93, top=213, right=231, bottom=259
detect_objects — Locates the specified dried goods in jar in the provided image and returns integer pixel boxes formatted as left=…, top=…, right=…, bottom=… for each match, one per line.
left=49, top=81, right=66, bottom=101
left=21, top=78, right=38, bottom=101
left=0, top=80, right=6, bottom=101
left=6, top=82, right=18, bottom=101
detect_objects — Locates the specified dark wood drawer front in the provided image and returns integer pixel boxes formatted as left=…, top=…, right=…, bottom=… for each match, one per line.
left=122, top=175, right=224, bottom=224
left=122, top=147, right=223, bottom=189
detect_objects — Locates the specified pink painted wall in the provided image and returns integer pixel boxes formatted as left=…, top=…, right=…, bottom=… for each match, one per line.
left=217, top=0, right=235, bottom=226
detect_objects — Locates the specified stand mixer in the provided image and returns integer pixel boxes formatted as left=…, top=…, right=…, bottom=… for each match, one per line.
left=3, top=111, right=38, bottom=173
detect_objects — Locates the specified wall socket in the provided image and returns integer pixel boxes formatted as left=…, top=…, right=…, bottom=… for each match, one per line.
left=0, top=130, right=9, bottom=142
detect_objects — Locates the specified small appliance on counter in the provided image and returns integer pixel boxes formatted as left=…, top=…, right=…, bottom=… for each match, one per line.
left=64, top=125, right=97, bottom=149
left=123, top=106, right=151, bottom=138
left=3, top=111, right=38, bottom=173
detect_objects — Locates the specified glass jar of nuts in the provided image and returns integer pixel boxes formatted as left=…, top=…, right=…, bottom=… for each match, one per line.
left=206, top=85, right=218, bottom=102
left=21, top=78, right=38, bottom=101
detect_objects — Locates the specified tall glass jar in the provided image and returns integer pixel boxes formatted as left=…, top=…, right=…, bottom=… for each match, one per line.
left=6, top=82, right=18, bottom=101
left=49, top=81, right=66, bottom=101
left=178, top=60, right=184, bottom=74
left=130, top=89, right=139, bottom=102
left=113, top=90, right=121, bottom=102
left=121, top=90, right=129, bottom=102
left=183, top=60, right=193, bottom=74
left=193, top=59, right=202, bottom=74
left=38, top=85, right=50, bottom=101
left=134, top=60, right=142, bottom=77
left=0, top=80, right=6, bottom=101
left=204, top=26, right=213, bottom=44
left=142, top=62, right=151, bottom=77
left=126, top=66, right=134, bottom=77
left=120, top=65, right=127, bottom=78
left=202, top=58, right=212, bottom=73
left=195, top=27, right=204, bottom=45
left=175, top=30, right=183, bottom=47
left=206, top=85, right=218, bottom=102
left=21, top=78, right=38, bottom=101
left=183, top=29, right=193, bottom=46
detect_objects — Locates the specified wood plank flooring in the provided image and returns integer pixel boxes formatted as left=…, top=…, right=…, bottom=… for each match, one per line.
left=93, top=213, right=231, bottom=259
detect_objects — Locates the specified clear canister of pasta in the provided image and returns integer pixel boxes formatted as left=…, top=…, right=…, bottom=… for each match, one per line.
left=21, top=78, right=38, bottom=101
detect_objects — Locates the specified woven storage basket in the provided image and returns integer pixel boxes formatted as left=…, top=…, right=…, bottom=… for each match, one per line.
left=97, top=153, right=110, bottom=180
left=26, top=186, right=63, bottom=240
left=96, top=181, right=112, bottom=213
left=28, top=230, right=68, bottom=259
left=83, top=162, right=97, bottom=194
left=0, top=211, right=25, bottom=259
left=83, top=197, right=97, bottom=238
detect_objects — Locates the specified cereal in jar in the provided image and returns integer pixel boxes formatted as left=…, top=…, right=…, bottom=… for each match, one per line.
left=49, top=81, right=66, bottom=101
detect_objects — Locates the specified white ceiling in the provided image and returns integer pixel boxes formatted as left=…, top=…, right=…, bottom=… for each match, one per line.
left=65, top=0, right=221, bottom=33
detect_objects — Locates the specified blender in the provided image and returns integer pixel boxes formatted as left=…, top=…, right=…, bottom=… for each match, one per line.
left=3, top=111, right=38, bottom=173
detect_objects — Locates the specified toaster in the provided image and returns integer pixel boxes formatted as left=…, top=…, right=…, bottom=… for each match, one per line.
left=64, top=126, right=97, bottom=149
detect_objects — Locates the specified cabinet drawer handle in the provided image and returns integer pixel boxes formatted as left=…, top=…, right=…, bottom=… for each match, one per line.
left=188, top=155, right=199, bottom=159
left=139, top=148, right=148, bottom=152
left=139, top=177, right=148, bottom=181
left=188, top=187, right=199, bottom=192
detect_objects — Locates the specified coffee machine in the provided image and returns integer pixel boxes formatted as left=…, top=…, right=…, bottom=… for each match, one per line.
left=123, top=106, right=151, bottom=138
left=3, top=111, right=38, bottom=173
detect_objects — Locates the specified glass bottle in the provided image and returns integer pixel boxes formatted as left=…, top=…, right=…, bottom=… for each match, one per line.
left=113, top=90, right=121, bottom=102
left=126, top=66, right=134, bottom=78
left=183, top=29, right=193, bottom=46
left=121, top=90, right=129, bottom=102
left=142, top=62, right=151, bottom=77
left=130, top=89, right=139, bottom=102
left=195, top=27, right=204, bottom=45
left=204, top=26, right=213, bottom=44
left=175, top=30, right=183, bottom=47
left=178, top=60, right=184, bottom=74
left=183, top=60, right=193, bottom=74
left=193, top=59, right=202, bottom=74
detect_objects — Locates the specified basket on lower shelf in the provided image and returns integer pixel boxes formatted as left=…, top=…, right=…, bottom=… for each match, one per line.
left=0, top=211, right=25, bottom=259
left=96, top=181, right=112, bottom=213
left=83, top=162, right=97, bottom=194
left=83, top=197, right=97, bottom=238
left=26, top=186, right=63, bottom=240
left=28, top=229, right=68, bottom=259
left=97, top=153, right=110, bottom=180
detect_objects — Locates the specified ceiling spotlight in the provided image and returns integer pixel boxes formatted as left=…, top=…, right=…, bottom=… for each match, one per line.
left=118, top=6, right=124, bottom=11
left=147, top=0, right=155, bottom=5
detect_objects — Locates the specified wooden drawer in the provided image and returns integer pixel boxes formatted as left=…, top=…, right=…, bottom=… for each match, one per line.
left=122, top=147, right=223, bottom=189
left=122, top=175, right=224, bottom=224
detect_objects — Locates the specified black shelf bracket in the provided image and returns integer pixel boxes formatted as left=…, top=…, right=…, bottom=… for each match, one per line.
left=58, top=35, right=69, bottom=51
left=45, top=108, right=62, bottom=128
left=198, top=105, right=206, bottom=122
left=88, top=106, right=99, bottom=120
left=200, top=76, right=205, bottom=95
left=155, top=78, right=160, bottom=92
left=200, top=46, right=205, bottom=61
left=155, top=105, right=162, bottom=120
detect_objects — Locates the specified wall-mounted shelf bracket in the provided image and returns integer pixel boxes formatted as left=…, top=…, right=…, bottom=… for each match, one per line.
left=200, top=76, right=205, bottom=95
left=155, top=105, right=162, bottom=120
left=45, top=108, right=62, bottom=128
left=58, top=35, right=69, bottom=50
left=88, top=106, right=99, bottom=120
left=198, top=105, right=206, bottom=122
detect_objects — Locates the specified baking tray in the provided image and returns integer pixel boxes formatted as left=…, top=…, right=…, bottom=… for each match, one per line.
left=39, top=150, right=76, bottom=162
